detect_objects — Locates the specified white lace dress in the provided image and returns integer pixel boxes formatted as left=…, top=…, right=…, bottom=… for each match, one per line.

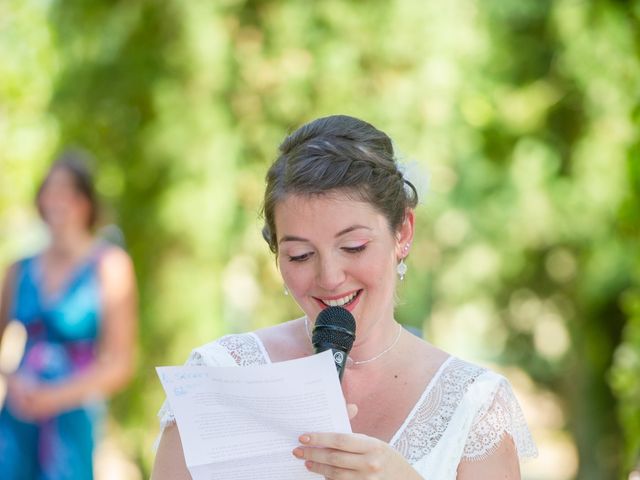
left=158, top=333, right=537, bottom=479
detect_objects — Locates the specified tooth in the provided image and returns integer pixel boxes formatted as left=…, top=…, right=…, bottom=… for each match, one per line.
left=322, top=292, right=358, bottom=307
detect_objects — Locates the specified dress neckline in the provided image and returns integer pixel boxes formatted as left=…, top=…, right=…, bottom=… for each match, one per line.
left=246, top=331, right=452, bottom=445
left=32, top=241, right=104, bottom=307
left=388, top=355, right=453, bottom=446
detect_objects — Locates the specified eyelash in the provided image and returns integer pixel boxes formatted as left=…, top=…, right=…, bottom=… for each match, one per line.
left=288, top=253, right=312, bottom=263
left=287, top=244, right=367, bottom=263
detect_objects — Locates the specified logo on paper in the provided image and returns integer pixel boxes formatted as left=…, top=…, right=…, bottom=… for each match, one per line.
left=333, top=351, right=345, bottom=364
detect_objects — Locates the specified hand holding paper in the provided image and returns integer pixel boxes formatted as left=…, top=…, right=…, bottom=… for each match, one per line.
left=157, top=350, right=351, bottom=479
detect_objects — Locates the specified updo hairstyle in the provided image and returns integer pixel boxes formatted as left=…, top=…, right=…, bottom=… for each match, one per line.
left=262, top=115, right=418, bottom=253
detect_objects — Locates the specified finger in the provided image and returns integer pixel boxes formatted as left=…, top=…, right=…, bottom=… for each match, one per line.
left=346, top=403, right=358, bottom=420
left=304, top=458, right=357, bottom=480
left=294, top=446, right=363, bottom=470
left=299, top=432, right=373, bottom=454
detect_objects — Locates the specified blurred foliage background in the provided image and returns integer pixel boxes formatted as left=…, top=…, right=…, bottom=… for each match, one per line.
left=1, top=0, right=639, bottom=478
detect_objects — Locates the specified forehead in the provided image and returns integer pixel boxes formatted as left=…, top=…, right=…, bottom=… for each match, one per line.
left=274, top=192, right=388, bottom=238
left=43, top=167, right=76, bottom=188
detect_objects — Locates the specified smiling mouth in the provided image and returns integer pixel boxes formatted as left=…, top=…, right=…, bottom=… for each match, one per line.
left=316, top=290, right=362, bottom=308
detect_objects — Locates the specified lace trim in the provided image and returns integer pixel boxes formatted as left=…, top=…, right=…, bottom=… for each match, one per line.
left=156, top=335, right=537, bottom=465
left=217, top=333, right=269, bottom=367
left=157, top=333, right=269, bottom=431
left=392, top=358, right=484, bottom=463
left=462, top=378, right=538, bottom=460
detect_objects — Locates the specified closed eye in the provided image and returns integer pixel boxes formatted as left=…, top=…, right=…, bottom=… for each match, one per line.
left=343, top=244, right=367, bottom=254
left=288, top=252, right=314, bottom=262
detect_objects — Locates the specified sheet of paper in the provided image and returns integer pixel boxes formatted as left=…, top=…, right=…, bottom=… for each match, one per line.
left=157, top=350, right=352, bottom=479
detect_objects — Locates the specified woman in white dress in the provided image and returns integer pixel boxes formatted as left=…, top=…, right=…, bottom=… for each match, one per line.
left=152, top=115, right=536, bottom=479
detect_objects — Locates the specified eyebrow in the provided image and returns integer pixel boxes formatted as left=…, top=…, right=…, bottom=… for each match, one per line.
left=278, top=225, right=372, bottom=244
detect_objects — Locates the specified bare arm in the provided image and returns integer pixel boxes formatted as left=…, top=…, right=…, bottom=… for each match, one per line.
left=151, top=424, right=192, bottom=480
left=457, top=434, right=521, bottom=480
left=0, top=263, right=18, bottom=374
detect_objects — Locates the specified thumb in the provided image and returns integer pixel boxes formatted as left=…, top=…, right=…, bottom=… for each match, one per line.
left=346, top=403, right=358, bottom=420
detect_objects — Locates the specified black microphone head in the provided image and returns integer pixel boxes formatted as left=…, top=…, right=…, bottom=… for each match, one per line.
left=312, top=306, right=356, bottom=354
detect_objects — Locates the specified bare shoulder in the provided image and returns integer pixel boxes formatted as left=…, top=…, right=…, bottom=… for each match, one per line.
left=98, top=245, right=134, bottom=273
left=402, top=331, right=450, bottom=372
left=96, top=245, right=136, bottom=288
left=95, top=245, right=137, bottom=316
left=254, top=318, right=310, bottom=362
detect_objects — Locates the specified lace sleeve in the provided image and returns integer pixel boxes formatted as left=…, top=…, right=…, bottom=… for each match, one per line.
left=461, top=376, right=537, bottom=461
left=156, top=334, right=268, bottom=433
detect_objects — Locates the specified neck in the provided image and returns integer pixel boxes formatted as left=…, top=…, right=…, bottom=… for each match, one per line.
left=48, top=228, right=95, bottom=259
left=347, top=302, right=397, bottom=355
left=348, top=320, right=402, bottom=367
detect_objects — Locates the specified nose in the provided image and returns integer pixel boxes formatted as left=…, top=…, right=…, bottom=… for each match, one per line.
left=316, top=254, right=346, bottom=291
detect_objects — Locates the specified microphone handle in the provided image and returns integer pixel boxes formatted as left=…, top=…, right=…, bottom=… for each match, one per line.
left=314, top=341, right=349, bottom=381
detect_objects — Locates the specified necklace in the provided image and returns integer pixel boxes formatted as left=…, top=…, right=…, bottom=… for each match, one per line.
left=304, top=317, right=403, bottom=366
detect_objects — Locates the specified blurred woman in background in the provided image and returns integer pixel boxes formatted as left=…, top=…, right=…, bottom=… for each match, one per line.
left=0, top=151, right=138, bottom=480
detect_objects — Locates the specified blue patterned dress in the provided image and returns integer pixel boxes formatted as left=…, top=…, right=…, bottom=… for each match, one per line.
left=0, top=246, right=105, bottom=480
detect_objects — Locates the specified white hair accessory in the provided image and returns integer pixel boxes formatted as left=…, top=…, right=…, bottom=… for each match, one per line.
left=397, top=158, right=430, bottom=205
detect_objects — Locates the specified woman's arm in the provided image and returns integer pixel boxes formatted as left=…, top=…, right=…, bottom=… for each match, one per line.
left=0, top=263, right=19, bottom=378
left=85, top=246, right=138, bottom=396
left=456, top=374, right=533, bottom=480
left=10, top=247, right=138, bottom=418
left=0, top=263, right=18, bottom=344
left=151, top=424, right=192, bottom=480
left=457, top=434, right=521, bottom=479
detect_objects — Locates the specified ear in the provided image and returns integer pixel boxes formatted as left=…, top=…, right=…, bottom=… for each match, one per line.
left=395, top=209, right=415, bottom=260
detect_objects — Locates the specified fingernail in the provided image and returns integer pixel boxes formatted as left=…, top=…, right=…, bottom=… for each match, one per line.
left=299, top=434, right=310, bottom=444
left=292, top=447, right=303, bottom=459
left=305, top=460, right=313, bottom=470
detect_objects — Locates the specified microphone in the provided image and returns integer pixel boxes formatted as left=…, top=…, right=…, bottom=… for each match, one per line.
left=311, top=307, right=356, bottom=382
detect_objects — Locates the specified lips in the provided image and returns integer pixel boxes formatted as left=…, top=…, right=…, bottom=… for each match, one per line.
left=313, top=289, right=363, bottom=312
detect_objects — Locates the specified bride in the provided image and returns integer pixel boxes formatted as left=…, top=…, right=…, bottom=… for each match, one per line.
left=152, top=114, right=536, bottom=479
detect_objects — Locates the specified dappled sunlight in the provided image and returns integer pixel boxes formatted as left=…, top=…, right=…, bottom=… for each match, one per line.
left=504, top=366, right=578, bottom=480
left=95, top=437, right=142, bottom=480
left=1, top=0, right=638, bottom=477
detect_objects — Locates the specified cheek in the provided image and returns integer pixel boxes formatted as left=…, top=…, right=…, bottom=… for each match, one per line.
left=362, top=258, right=396, bottom=291
left=40, top=195, right=66, bottom=216
left=359, top=249, right=394, bottom=274
left=279, top=263, right=307, bottom=293
left=284, top=268, right=321, bottom=304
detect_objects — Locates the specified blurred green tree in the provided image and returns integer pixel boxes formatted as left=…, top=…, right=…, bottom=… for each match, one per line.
left=1, top=0, right=638, bottom=478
